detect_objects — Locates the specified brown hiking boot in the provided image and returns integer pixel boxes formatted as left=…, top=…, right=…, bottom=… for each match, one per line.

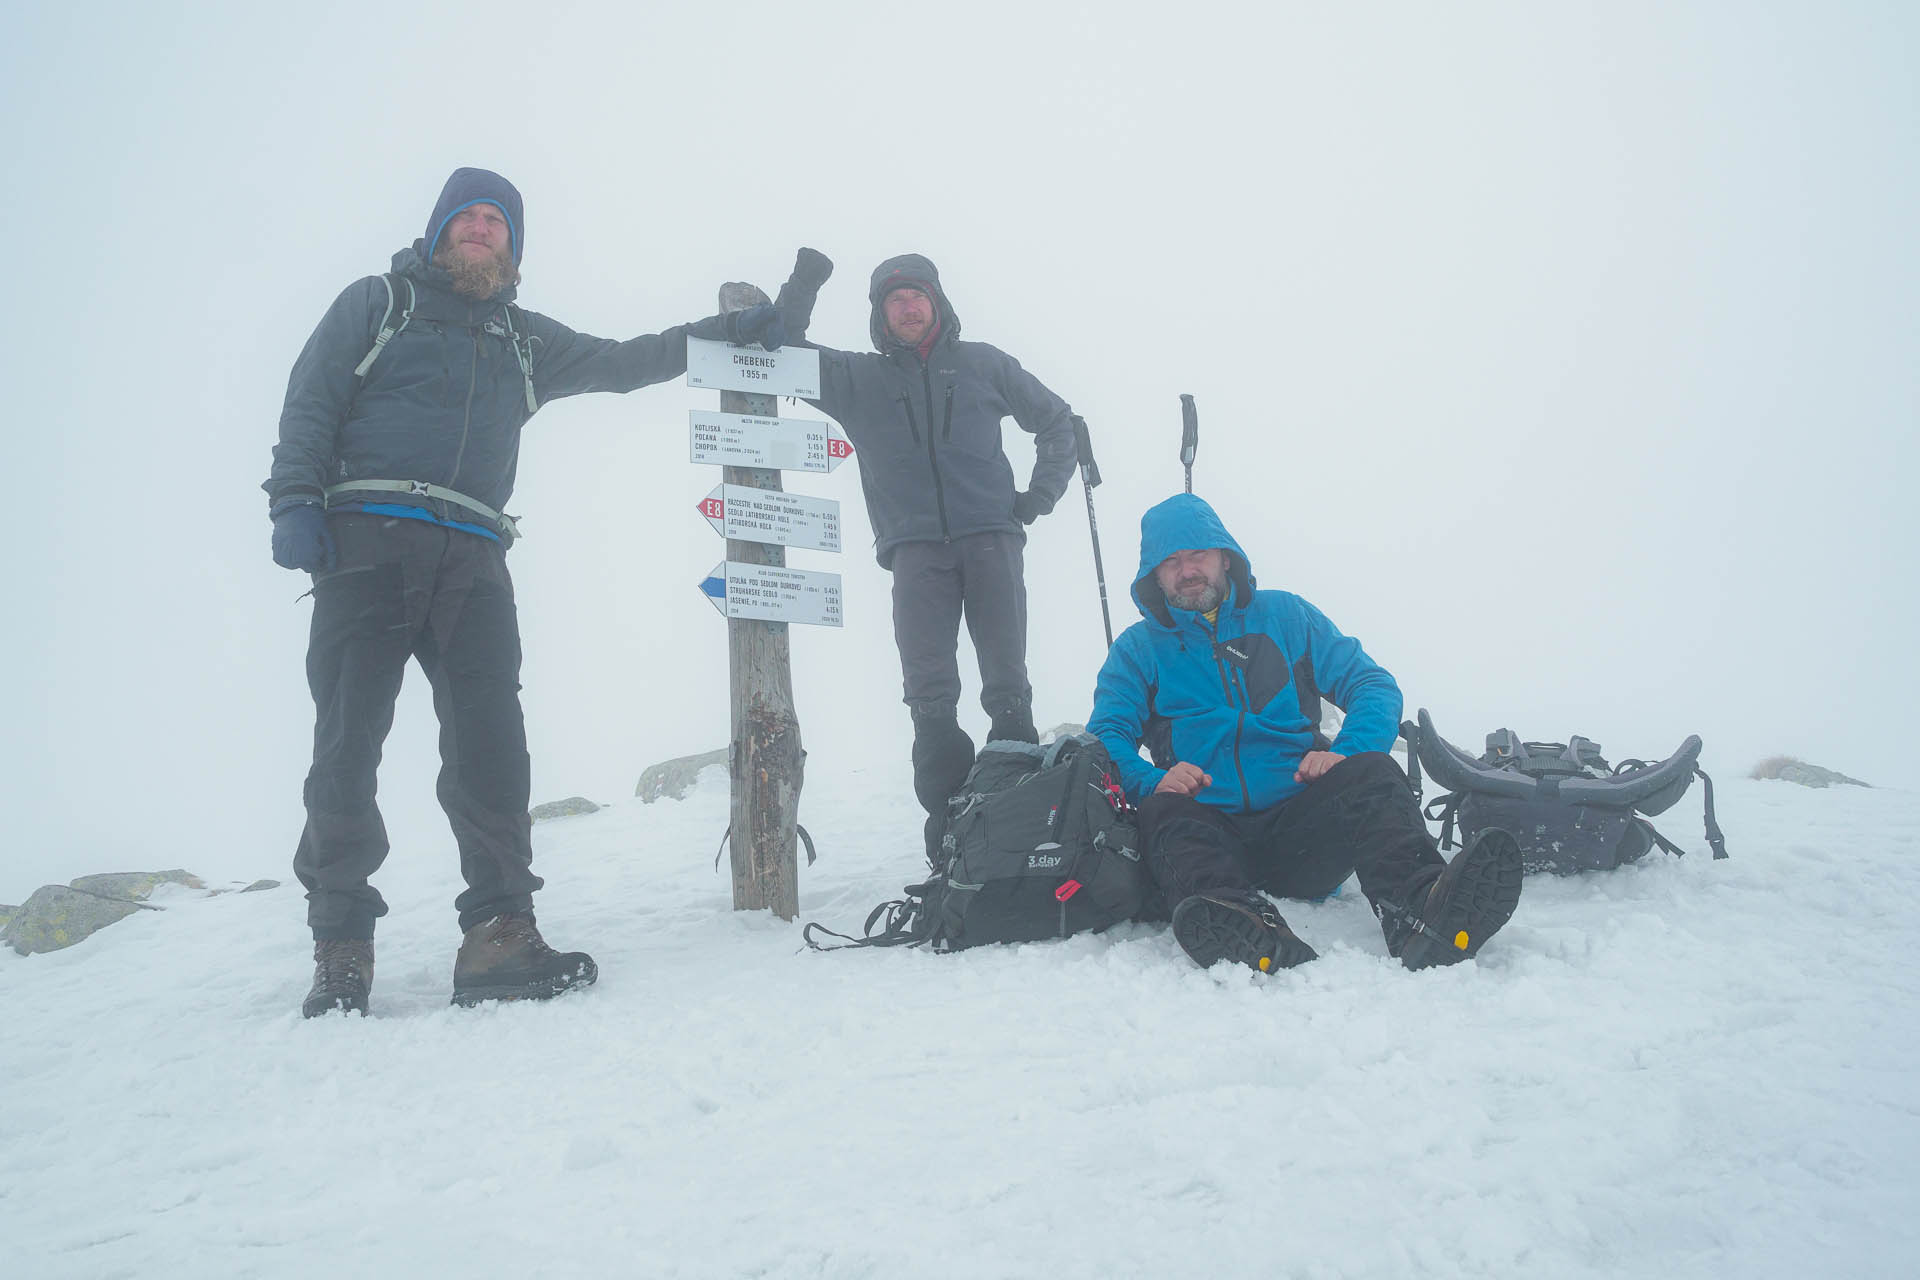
left=302, top=938, right=374, bottom=1018
left=1393, top=828, right=1524, bottom=971
left=451, top=913, right=597, bottom=1007
left=1170, top=890, right=1319, bottom=973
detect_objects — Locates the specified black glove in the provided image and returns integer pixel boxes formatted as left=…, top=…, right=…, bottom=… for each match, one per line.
left=723, top=304, right=787, bottom=351
left=1013, top=490, right=1050, bottom=526
left=791, top=247, right=833, bottom=289
left=271, top=503, right=336, bottom=573
left=776, top=250, right=833, bottom=343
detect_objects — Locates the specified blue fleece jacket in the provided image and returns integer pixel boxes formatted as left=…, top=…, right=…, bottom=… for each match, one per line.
left=1087, top=494, right=1403, bottom=811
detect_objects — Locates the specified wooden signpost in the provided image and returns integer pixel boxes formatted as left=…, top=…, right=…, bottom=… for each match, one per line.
left=696, top=284, right=848, bottom=920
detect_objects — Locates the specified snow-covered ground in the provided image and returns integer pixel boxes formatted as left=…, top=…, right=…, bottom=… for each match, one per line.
left=4, top=763, right=1916, bottom=1279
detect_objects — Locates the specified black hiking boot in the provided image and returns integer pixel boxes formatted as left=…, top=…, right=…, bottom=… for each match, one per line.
left=302, top=938, right=374, bottom=1018
left=451, top=913, right=598, bottom=1007
left=1170, top=890, right=1319, bottom=973
left=1391, top=827, right=1524, bottom=971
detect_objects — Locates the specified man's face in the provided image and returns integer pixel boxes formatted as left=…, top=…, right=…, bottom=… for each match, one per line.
left=443, top=203, right=512, bottom=266
left=1155, top=548, right=1228, bottom=613
left=883, top=287, right=937, bottom=345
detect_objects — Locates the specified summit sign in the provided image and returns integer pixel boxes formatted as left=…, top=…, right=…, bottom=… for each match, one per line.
left=685, top=336, right=821, bottom=399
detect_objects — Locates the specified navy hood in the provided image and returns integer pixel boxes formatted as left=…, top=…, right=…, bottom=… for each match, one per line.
left=423, top=167, right=524, bottom=266
left=867, top=253, right=961, bottom=352
left=1130, top=494, right=1256, bottom=625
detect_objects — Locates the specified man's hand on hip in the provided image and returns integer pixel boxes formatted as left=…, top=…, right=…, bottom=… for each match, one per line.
left=1154, top=762, right=1212, bottom=797
left=271, top=504, right=336, bottom=573
left=1294, top=751, right=1346, bottom=784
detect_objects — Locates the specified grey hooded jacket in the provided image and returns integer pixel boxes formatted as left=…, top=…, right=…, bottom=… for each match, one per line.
left=265, top=244, right=732, bottom=524
left=782, top=253, right=1077, bottom=569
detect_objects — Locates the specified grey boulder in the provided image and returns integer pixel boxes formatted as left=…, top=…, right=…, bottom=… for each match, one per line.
left=3, top=870, right=202, bottom=957
left=636, top=748, right=728, bottom=803
left=531, top=796, right=602, bottom=822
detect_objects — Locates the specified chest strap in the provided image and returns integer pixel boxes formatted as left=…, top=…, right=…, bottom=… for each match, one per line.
left=325, top=480, right=521, bottom=541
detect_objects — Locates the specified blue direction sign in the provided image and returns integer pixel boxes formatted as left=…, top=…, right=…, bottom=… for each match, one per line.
left=697, top=561, right=844, bottom=628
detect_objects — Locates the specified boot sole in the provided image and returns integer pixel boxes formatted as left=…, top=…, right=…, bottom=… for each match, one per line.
left=450, top=958, right=599, bottom=1008
left=1171, top=894, right=1318, bottom=973
left=1400, top=828, right=1524, bottom=971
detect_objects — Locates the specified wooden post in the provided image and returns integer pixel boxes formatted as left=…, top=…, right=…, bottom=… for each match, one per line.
left=717, top=282, right=802, bottom=919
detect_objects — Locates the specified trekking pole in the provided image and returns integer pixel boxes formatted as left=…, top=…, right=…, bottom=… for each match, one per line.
left=1070, top=414, right=1114, bottom=648
left=1179, top=394, right=1198, bottom=493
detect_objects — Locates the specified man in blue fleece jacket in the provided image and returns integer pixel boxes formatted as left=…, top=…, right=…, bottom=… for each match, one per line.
left=1088, top=495, right=1523, bottom=972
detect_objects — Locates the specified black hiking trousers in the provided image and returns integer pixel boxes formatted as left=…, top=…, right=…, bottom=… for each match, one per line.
left=293, top=513, right=542, bottom=940
left=891, top=531, right=1031, bottom=721
left=1137, top=752, right=1444, bottom=932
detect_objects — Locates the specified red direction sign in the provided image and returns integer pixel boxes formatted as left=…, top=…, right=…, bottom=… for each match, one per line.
left=694, top=484, right=842, bottom=553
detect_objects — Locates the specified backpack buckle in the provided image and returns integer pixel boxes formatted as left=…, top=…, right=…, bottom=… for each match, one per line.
left=409, top=480, right=431, bottom=496
left=1055, top=879, right=1083, bottom=902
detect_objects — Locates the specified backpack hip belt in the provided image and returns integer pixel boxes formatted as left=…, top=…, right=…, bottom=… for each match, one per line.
left=324, top=479, right=522, bottom=542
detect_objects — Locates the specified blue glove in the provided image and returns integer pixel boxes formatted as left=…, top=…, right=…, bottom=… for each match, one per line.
left=1013, top=490, right=1050, bottom=526
left=724, top=304, right=787, bottom=351
left=271, top=504, right=337, bottom=573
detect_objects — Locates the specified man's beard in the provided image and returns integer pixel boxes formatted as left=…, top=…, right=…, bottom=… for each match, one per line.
left=1167, top=578, right=1225, bottom=613
left=434, top=242, right=519, bottom=300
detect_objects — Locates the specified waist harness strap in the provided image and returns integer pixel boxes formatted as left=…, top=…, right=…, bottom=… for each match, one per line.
left=324, top=480, right=521, bottom=541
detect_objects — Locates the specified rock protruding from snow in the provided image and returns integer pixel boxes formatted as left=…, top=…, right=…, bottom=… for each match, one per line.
left=635, top=748, right=728, bottom=803
left=531, top=796, right=602, bottom=822
left=67, top=870, right=205, bottom=900
left=1751, top=756, right=1870, bottom=788
left=3, top=870, right=202, bottom=956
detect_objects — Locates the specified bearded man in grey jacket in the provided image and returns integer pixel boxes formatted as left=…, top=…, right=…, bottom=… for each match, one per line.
left=774, top=250, right=1078, bottom=858
left=266, top=167, right=789, bottom=1017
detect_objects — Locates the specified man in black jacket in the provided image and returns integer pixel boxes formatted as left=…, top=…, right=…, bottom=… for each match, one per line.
left=267, top=167, right=786, bottom=1017
left=775, top=250, right=1078, bottom=856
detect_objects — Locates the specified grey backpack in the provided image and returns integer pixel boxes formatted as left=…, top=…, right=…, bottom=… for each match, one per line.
left=804, top=735, right=1149, bottom=952
left=1404, top=708, right=1728, bottom=875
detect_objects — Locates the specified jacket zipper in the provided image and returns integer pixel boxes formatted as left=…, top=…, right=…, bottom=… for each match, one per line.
left=921, top=364, right=952, bottom=539
left=1208, top=619, right=1254, bottom=811
left=447, top=324, right=481, bottom=489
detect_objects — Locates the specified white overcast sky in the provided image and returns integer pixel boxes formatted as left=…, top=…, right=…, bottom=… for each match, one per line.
left=2, top=1, right=1913, bottom=900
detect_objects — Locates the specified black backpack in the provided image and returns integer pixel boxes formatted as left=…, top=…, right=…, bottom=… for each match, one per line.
left=803, top=735, right=1149, bottom=952
left=1404, top=708, right=1729, bottom=875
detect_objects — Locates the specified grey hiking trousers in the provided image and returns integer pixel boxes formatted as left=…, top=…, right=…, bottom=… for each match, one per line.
left=890, top=531, right=1032, bottom=720
left=293, top=512, right=543, bottom=939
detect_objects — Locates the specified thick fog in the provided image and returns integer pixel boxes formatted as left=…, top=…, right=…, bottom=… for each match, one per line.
left=4, top=2, right=1913, bottom=901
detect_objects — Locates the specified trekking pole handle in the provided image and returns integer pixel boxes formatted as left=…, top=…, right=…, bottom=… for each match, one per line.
left=1071, top=414, right=1101, bottom=487
left=1179, top=394, right=1198, bottom=493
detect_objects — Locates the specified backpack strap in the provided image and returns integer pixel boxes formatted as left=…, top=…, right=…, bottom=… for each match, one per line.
left=1400, top=719, right=1423, bottom=804
left=501, top=303, right=539, bottom=413
left=1697, top=766, right=1729, bottom=859
left=1633, top=767, right=1729, bottom=861
left=802, top=888, right=932, bottom=951
left=353, top=273, right=415, bottom=378
left=1424, top=791, right=1464, bottom=851
left=1638, top=819, right=1689, bottom=859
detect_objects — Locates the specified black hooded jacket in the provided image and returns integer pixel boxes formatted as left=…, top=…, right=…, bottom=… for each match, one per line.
left=780, top=253, right=1077, bottom=569
left=265, top=244, right=733, bottom=523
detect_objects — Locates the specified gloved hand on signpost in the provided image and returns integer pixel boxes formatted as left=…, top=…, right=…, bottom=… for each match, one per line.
left=722, top=303, right=787, bottom=351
